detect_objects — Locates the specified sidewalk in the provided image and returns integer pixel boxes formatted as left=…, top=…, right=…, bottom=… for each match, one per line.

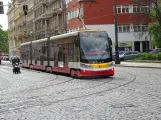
left=1, top=60, right=161, bottom=69
left=114, top=61, right=161, bottom=69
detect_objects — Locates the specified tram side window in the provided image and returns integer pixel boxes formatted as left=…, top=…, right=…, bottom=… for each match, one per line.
left=27, top=49, right=30, bottom=60
left=32, top=49, right=35, bottom=60
left=36, top=45, right=41, bottom=61
left=69, top=43, right=78, bottom=62
left=50, top=44, right=54, bottom=61
left=68, top=43, right=74, bottom=62
left=42, top=44, right=47, bottom=61
left=58, top=47, right=64, bottom=62
left=73, top=43, right=78, bottom=62
left=20, top=48, right=25, bottom=62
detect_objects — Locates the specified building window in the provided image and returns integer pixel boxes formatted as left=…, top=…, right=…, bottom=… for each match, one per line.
left=142, top=24, right=148, bottom=31
left=117, top=7, right=121, bottom=13
left=134, top=24, right=141, bottom=32
left=118, top=24, right=130, bottom=33
left=117, top=6, right=129, bottom=13
left=133, top=6, right=149, bottom=13
left=67, top=8, right=79, bottom=20
left=133, top=24, right=148, bottom=32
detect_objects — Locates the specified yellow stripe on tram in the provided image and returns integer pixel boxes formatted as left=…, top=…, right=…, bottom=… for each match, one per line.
left=89, top=63, right=109, bottom=68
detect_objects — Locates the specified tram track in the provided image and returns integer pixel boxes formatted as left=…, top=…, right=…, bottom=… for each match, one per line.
left=0, top=72, right=136, bottom=114
left=44, top=72, right=137, bottom=106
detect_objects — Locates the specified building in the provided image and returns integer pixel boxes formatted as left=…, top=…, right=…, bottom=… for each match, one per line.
left=7, top=0, right=32, bottom=56
left=66, top=0, right=152, bottom=52
left=25, top=0, right=34, bottom=41
left=33, top=0, right=66, bottom=39
left=7, top=0, right=66, bottom=56
left=7, top=0, right=19, bottom=56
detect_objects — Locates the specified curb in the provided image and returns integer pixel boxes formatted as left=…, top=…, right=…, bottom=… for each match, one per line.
left=114, top=65, right=161, bottom=69
left=124, top=61, right=161, bottom=63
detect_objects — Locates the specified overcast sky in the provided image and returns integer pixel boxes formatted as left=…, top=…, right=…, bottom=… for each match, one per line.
left=0, top=0, right=11, bottom=30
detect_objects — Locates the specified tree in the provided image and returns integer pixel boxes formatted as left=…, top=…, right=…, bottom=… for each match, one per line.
left=148, top=1, right=161, bottom=48
left=0, top=25, right=8, bottom=54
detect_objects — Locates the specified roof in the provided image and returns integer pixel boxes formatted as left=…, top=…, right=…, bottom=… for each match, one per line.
left=20, top=30, right=107, bottom=46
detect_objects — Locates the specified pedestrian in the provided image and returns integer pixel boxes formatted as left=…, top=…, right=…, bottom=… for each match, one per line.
left=12, top=56, right=16, bottom=66
left=15, top=56, right=20, bottom=65
left=12, top=56, right=21, bottom=73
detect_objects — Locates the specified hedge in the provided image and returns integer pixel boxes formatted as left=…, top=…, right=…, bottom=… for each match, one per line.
left=140, top=52, right=161, bottom=60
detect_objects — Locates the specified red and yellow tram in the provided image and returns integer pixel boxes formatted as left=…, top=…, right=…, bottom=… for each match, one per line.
left=20, top=30, right=114, bottom=77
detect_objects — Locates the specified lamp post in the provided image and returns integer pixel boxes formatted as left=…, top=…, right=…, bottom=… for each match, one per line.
left=145, top=36, right=147, bottom=52
left=30, top=31, right=33, bottom=64
left=114, top=0, right=120, bottom=64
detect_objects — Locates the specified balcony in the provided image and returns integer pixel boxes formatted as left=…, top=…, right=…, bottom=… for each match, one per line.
left=46, top=13, right=53, bottom=19
left=35, top=14, right=46, bottom=21
left=18, top=0, right=24, bottom=3
left=53, top=8, right=63, bottom=15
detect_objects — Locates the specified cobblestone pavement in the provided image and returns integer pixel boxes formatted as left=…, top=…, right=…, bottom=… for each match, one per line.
left=0, top=63, right=161, bottom=120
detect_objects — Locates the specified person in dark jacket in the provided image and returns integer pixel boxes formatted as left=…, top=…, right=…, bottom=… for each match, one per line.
left=12, top=56, right=21, bottom=73
left=12, top=56, right=16, bottom=66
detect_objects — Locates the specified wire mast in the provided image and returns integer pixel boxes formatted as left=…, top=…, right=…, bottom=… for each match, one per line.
left=77, top=0, right=96, bottom=30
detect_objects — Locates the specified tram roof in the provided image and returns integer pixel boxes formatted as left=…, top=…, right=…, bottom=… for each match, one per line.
left=20, top=30, right=106, bottom=46
left=50, top=32, right=78, bottom=41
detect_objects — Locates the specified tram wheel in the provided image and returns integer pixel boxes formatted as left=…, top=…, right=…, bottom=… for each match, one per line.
left=70, top=69, right=75, bottom=78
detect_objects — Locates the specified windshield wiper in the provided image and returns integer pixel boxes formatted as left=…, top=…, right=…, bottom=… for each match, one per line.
left=98, top=51, right=108, bottom=61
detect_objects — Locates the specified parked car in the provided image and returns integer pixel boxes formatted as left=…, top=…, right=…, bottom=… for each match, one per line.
left=113, top=51, right=140, bottom=61
left=151, top=48, right=161, bottom=53
left=2, top=54, right=9, bottom=61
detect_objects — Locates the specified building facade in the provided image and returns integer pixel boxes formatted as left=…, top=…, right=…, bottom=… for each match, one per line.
left=7, top=0, right=19, bottom=56
left=7, top=0, right=66, bottom=56
left=66, top=0, right=152, bottom=52
left=34, top=0, right=66, bottom=40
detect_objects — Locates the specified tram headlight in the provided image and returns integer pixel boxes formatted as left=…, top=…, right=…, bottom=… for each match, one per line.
left=80, top=63, right=92, bottom=69
left=107, top=62, right=113, bottom=68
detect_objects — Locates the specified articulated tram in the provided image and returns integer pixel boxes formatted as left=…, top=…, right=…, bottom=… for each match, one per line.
left=20, top=30, right=114, bottom=77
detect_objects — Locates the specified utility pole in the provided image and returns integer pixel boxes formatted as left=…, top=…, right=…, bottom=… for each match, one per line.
left=0, top=1, right=4, bottom=14
left=145, top=36, right=147, bottom=52
left=114, top=0, right=120, bottom=64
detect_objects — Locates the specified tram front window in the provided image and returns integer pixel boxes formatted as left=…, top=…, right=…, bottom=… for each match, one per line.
left=79, top=32, right=111, bottom=63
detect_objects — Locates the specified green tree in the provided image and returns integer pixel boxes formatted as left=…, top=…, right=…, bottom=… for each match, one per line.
left=0, top=25, right=8, bottom=54
left=148, top=22, right=161, bottom=47
left=148, top=1, right=161, bottom=48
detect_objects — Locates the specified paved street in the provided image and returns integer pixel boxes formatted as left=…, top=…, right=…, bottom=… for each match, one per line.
left=0, top=61, right=161, bottom=120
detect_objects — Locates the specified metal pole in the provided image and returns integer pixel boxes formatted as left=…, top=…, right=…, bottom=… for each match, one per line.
left=45, top=5, right=48, bottom=38
left=30, top=32, right=33, bottom=64
left=114, top=0, right=120, bottom=64
left=145, top=36, right=147, bottom=52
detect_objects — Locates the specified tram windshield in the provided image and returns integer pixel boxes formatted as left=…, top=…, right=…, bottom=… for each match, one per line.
left=79, top=31, right=111, bottom=63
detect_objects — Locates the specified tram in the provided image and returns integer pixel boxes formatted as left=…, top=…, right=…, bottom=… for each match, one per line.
left=20, top=30, right=114, bottom=78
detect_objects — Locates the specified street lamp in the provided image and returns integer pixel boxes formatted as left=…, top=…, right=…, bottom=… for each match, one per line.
left=114, top=0, right=120, bottom=64
left=145, top=36, right=148, bottom=52
left=30, top=31, right=33, bottom=64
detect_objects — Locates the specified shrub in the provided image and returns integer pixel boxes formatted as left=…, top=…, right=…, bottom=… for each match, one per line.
left=151, top=54, right=157, bottom=60
left=157, top=52, right=161, bottom=60
left=140, top=52, right=161, bottom=60
left=140, top=53, right=147, bottom=60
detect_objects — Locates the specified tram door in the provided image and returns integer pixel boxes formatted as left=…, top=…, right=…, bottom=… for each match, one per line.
left=57, top=44, right=64, bottom=67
